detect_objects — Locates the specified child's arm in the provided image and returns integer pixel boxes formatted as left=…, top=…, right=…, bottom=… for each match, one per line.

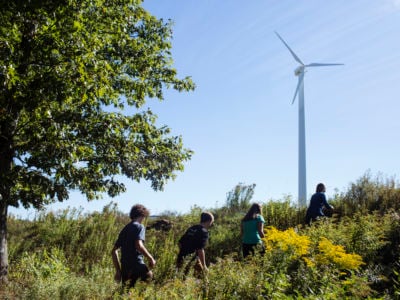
left=257, top=221, right=265, bottom=238
left=111, top=246, right=122, bottom=281
left=196, top=248, right=208, bottom=272
left=135, top=240, right=156, bottom=268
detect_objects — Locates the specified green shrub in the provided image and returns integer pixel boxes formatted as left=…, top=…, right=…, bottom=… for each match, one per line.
left=263, top=197, right=304, bottom=229
left=335, top=172, right=400, bottom=217
left=5, top=173, right=400, bottom=299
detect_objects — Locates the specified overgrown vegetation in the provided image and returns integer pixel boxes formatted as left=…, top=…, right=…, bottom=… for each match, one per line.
left=0, top=0, right=195, bottom=282
left=2, top=173, right=400, bottom=299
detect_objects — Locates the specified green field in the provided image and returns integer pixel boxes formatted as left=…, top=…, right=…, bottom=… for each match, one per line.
left=3, top=174, right=400, bottom=299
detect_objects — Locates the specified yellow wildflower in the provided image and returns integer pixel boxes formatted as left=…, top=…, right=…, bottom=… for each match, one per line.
left=263, top=226, right=311, bottom=260
left=316, top=237, right=364, bottom=270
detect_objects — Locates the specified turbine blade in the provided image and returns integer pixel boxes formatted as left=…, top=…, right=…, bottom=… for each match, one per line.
left=291, top=75, right=304, bottom=105
left=275, top=31, right=304, bottom=65
left=305, top=63, right=344, bottom=67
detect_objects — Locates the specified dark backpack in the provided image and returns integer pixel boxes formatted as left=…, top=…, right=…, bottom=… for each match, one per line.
left=179, top=225, right=206, bottom=255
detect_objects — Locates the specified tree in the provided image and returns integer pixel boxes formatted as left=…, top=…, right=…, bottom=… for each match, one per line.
left=226, top=183, right=256, bottom=211
left=0, top=0, right=195, bottom=283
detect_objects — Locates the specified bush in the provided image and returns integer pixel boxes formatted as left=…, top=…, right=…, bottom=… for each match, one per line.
left=5, top=173, right=400, bottom=298
left=8, top=248, right=117, bottom=299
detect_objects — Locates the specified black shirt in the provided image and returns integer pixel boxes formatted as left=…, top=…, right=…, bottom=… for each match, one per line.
left=178, top=224, right=209, bottom=257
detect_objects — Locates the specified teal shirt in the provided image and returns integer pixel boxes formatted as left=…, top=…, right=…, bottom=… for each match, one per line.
left=242, top=215, right=265, bottom=244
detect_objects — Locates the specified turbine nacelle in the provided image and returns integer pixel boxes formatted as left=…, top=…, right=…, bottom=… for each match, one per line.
left=274, top=31, right=343, bottom=104
left=294, top=66, right=304, bottom=76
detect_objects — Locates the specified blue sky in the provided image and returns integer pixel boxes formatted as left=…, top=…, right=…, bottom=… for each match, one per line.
left=10, top=0, right=400, bottom=218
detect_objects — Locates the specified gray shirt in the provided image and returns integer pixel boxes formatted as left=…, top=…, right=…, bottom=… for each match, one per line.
left=115, top=221, right=146, bottom=269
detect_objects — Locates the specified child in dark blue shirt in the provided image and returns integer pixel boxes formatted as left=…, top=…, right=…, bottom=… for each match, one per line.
left=305, top=183, right=333, bottom=225
left=111, top=204, right=156, bottom=288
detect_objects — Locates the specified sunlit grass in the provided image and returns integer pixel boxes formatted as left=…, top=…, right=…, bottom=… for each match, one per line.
left=3, top=174, right=400, bottom=298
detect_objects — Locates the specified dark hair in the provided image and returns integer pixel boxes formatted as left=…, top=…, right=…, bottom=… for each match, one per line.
left=242, top=203, right=262, bottom=222
left=200, top=212, right=214, bottom=223
left=316, top=183, right=326, bottom=193
left=129, top=204, right=150, bottom=220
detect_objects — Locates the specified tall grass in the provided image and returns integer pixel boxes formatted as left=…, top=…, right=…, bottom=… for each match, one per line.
left=3, top=173, right=400, bottom=299
left=332, top=172, right=400, bottom=217
left=263, top=196, right=305, bottom=229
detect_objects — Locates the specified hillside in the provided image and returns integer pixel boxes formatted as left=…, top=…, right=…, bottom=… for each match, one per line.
left=2, top=174, right=400, bottom=299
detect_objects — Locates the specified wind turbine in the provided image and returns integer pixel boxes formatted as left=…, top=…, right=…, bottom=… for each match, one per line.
left=275, top=31, right=343, bottom=207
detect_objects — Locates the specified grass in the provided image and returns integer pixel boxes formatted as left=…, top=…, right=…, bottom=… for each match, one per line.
left=3, top=173, right=400, bottom=299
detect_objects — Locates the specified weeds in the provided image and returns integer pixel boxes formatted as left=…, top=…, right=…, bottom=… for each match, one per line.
left=3, top=173, right=400, bottom=299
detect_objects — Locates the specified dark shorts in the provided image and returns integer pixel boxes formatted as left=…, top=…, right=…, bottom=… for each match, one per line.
left=305, top=214, right=321, bottom=226
left=242, top=243, right=265, bottom=258
left=122, top=264, right=151, bottom=288
left=176, top=251, right=203, bottom=277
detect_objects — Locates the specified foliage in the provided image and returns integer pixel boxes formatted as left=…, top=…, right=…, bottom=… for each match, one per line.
left=2, top=173, right=400, bottom=298
left=206, top=221, right=242, bottom=261
left=380, top=211, right=400, bottom=264
left=345, top=213, right=388, bottom=263
left=261, top=226, right=367, bottom=297
left=206, top=256, right=266, bottom=299
left=0, top=0, right=194, bottom=209
left=264, top=226, right=310, bottom=260
left=315, top=237, right=364, bottom=270
left=0, top=0, right=195, bottom=281
left=225, top=183, right=256, bottom=211
left=145, top=229, right=178, bottom=284
left=9, top=203, right=124, bottom=273
left=8, top=248, right=116, bottom=300
left=263, top=196, right=304, bottom=229
left=333, top=171, right=400, bottom=217
left=393, top=262, right=400, bottom=298
left=303, top=212, right=389, bottom=266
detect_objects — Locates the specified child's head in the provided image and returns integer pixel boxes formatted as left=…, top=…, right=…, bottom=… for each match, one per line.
left=129, top=204, right=150, bottom=220
left=248, top=203, right=262, bottom=215
left=242, top=203, right=263, bottom=221
left=316, top=183, right=326, bottom=193
left=200, top=212, right=214, bottom=227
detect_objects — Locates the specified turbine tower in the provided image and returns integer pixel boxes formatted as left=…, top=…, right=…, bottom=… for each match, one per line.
left=275, top=31, right=343, bottom=207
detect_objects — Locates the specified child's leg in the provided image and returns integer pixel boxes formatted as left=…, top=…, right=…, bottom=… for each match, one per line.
left=242, top=243, right=256, bottom=258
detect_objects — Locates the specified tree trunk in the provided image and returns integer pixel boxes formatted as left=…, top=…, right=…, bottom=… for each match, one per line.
left=0, top=124, right=12, bottom=285
left=0, top=137, right=12, bottom=285
left=0, top=201, right=8, bottom=284
left=0, top=17, right=37, bottom=286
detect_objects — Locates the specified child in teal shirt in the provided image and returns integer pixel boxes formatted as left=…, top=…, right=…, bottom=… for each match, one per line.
left=241, top=203, right=265, bottom=258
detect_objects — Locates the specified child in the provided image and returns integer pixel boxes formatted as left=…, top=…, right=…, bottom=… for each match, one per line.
left=241, top=203, right=265, bottom=258
left=111, top=204, right=156, bottom=289
left=305, top=183, right=333, bottom=225
left=176, top=212, right=214, bottom=275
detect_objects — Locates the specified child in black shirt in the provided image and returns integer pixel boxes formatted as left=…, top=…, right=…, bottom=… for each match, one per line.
left=177, top=212, right=214, bottom=274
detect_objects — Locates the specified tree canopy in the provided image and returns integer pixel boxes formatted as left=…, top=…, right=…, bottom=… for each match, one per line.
left=0, top=0, right=195, bottom=209
left=0, top=0, right=195, bottom=281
